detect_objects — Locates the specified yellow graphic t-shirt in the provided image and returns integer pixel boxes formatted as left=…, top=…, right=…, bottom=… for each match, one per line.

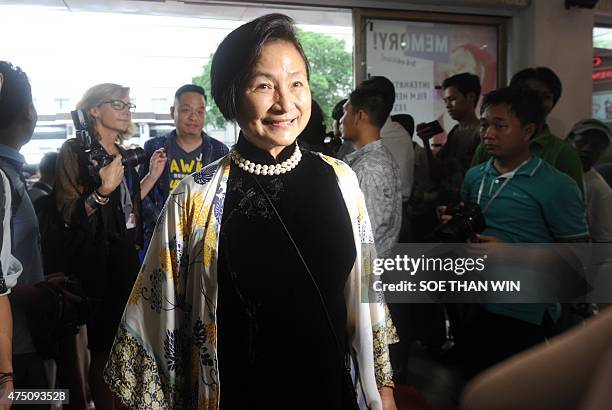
left=168, top=135, right=204, bottom=190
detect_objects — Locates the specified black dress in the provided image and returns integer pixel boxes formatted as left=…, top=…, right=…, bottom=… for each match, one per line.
left=217, top=136, right=357, bottom=409
left=56, top=139, right=142, bottom=352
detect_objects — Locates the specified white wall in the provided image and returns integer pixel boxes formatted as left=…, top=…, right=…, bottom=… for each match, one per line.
left=508, top=1, right=594, bottom=138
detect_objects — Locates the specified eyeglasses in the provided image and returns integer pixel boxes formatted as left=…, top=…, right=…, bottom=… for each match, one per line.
left=100, top=100, right=136, bottom=112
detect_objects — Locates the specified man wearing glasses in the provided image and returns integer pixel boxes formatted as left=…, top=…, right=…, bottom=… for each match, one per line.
left=139, top=84, right=228, bottom=257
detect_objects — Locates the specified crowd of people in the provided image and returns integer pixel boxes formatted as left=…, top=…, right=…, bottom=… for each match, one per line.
left=0, top=11, right=611, bottom=410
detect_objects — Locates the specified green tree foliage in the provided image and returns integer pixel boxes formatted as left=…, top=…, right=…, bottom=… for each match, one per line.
left=192, top=56, right=226, bottom=129
left=296, top=28, right=353, bottom=127
left=192, top=28, right=352, bottom=130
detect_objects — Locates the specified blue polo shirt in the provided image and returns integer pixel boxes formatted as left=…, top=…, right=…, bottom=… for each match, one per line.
left=461, top=156, right=589, bottom=324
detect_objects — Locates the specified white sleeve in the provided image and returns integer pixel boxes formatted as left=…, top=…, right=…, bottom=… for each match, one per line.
left=0, top=168, right=22, bottom=296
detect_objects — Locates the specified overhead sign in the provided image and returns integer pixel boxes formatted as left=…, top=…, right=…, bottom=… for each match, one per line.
left=593, top=47, right=612, bottom=92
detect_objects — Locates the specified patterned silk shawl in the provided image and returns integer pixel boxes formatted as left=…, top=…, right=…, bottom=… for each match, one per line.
left=104, top=154, right=397, bottom=410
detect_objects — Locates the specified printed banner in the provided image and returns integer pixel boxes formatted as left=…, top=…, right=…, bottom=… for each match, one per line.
left=365, top=19, right=498, bottom=134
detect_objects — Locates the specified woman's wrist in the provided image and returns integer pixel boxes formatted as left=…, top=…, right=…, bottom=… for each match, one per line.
left=96, top=187, right=112, bottom=197
left=0, top=372, right=14, bottom=386
left=85, top=190, right=109, bottom=209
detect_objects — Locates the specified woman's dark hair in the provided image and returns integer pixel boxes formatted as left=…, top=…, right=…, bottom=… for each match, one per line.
left=480, top=86, right=545, bottom=133
left=0, top=61, right=32, bottom=129
left=211, top=13, right=310, bottom=122
left=510, top=67, right=562, bottom=106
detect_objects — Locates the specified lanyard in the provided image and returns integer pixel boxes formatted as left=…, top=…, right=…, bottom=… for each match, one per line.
left=477, top=173, right=513, bottom=214
left=476, top=158, right=531, bottom=213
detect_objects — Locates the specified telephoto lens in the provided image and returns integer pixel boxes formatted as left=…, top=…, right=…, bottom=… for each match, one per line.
left=121, top=147, right=147, bottom=168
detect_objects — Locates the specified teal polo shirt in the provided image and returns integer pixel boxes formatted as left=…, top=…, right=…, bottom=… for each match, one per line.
left=462, top=157, right=588, bottom=243
left=461, top=157, right=589, bottom=324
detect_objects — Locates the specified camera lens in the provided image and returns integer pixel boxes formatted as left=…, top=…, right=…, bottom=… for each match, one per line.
left=122, top=147, right=147, bottom=168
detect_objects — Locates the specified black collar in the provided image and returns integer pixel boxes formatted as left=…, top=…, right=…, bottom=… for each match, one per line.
left=235, top=133, right=296, bottom=165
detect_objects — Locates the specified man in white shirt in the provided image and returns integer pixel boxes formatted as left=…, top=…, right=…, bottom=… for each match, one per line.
left=380, top=116, right=415, bottom=242
left=567, top=119, right=612, bottom=242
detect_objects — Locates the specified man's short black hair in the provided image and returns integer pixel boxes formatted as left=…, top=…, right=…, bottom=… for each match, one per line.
left=39, top=151, right=58, bottom=178
left=481, top=86, right=546, bottom=132
left=568, top=119, right=612, bottom=149
left=0, top=61, right=32, bottom=129
left=175, top=84, right=206, bottom=103
left=211, top=13, right=309, bottom=122
left=332, top=99, right=347, bottom=122
left=391, top=114, right=415, bottom=137
left=510, top=67, right=562, bottom=106
left=442, top=72, right=481, bottom=103
left=348, top=76, right=395, bottom=129
left=581, top=129, right=612, bottom=149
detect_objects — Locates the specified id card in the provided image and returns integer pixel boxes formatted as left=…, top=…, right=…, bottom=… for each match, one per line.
left=126, top=212, right=137, bottom=229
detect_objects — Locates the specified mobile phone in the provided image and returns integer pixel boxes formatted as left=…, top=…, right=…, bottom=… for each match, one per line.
left=424, top=120, right=444, bottom=135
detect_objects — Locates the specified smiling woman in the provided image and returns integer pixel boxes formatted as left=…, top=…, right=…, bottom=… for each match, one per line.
left=104, top=13, right=398, bottom=410
left=236, top=40, right=311, bottom=157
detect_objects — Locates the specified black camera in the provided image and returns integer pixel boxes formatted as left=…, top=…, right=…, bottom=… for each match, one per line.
left=428, top=202, right=486, bottom=243
left=70, top=109, right=147, bottom=169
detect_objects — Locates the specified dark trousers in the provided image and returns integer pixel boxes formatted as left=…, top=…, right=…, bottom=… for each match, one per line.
left=13, top=352, right=50, bottom=410
left=457, top=305, right=555, bottom=380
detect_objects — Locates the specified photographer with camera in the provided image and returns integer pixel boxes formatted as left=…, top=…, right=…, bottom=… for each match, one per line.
left=439, top=86, right=589, bottom=380
left=54, top=83, right=164, bottom=410
left=416, top=73, right=482, bottom=202
left=410, top=73, right=482, bottom=242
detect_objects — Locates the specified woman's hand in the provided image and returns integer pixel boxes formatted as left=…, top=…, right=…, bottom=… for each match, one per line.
left=96, top=155, right=124, bottom=196
left=379, top=386, right=397, bottom=410
left=148, top=148, right=167, bottom=180
left=139, top=148, right=168, bottom=200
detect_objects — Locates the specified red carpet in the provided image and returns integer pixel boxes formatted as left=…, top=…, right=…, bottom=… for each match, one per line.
left=394, top=384, right=434, bottom=410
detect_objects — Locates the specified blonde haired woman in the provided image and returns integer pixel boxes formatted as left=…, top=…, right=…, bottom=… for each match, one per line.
left=54, top=83, right=166, bottom=409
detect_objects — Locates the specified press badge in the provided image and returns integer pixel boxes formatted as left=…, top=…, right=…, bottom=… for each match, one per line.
left=126, top=212, right=137, bottom=229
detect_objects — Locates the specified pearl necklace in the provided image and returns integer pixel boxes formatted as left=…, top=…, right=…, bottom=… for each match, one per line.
left=229, top=145, right=302, bottom=175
